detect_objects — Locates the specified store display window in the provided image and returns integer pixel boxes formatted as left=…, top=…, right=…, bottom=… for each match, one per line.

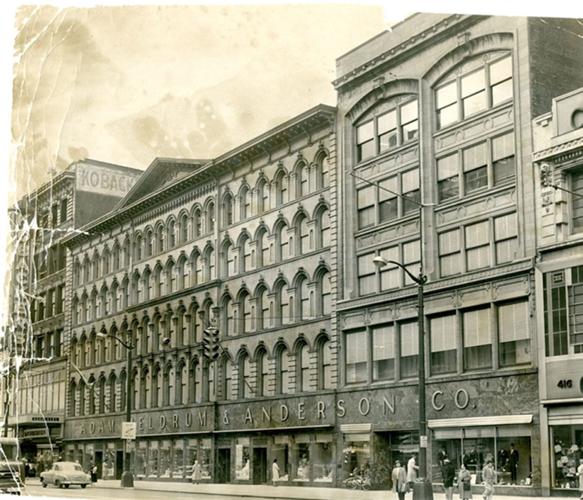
left=273, top=436, right=290, bottom=482
left=200, top=439, right=212, bottom=479
left=293, top=435, right=311, bottom=482
left=148, top=441, right=159, bottom=478
left=432, top=426, right=531, bottom=486
left=342, top=433, right=371, bottom=478
left=160, top=440, right=171, bottom=478
left=103, top=446, right=115, bottom=479
left=173, top=440, right=184, bottom=479
left=136, top=441, right=147, bottom=479
left=551, top=425, right=583, bottom=490
left=187, top=439, right=198, bottom=477
left=313, top=434, right=335, bottom=483
left=235, top=438, right=250, bottom=480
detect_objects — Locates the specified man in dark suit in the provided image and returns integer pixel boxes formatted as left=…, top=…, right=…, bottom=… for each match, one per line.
left=442, top=458, right=456, bottom=500
left=509, top=443, right=519, bottom=484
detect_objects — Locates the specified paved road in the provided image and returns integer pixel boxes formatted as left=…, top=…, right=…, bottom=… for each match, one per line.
left=22, top=484, right=269, bottom=500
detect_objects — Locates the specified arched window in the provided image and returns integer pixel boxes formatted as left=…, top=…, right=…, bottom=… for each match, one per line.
left=151, top=366, right=161, bottom=409
left=131, top=270, right=140, bottom=305
left=175, top=308, right=186, bottom=347
left=257, top=178, right=269, bottom=214
left=223, top=193, right=234, bottom=227
left=78, top=379, right=86, bottom=416
left=108, top=373, right=117, bottom=412
left=297, top=161, right=309, bottom=197
left=221, top=357, right=233, bottom=401
left=88, top=376, right=96, bottom=415
left=156, top=224, right=165, bottom=253
left=72, top=295, right=80, bottom=325
left=119, top=371, right=127, bottom=412
left=111, top=281, right=119, bottom=314
left=240, top=235, right=252, bottom=273
left=318, top=270, right=331, bottom=316
left=163, top=364, right=174, bottom=407
left=168, top=219, right=176, bottom=249
left=318, top=339, right=333, bottom=390
left=239, top=185, right=250, bottom=220
left=97, top=376, right=106, bottom=413
left=297, top=275, right=311, bottom=321
left=122, top=238, right=130, bottom=267
left=89, top=289, right=98, bottom=321
left=112, top=243, right=120, bottom=271
left=256, top=228, right=271, bottom=267
left=189, top=359, right=202, bottom=404
left=275, top=222, right=289, bottom=262
left=68, top=380, right=77, bottom=417
left=274, top=171, right=289, bottom=207
left=134, top=234, right=143, bottom=261
left=73, top=259, right=81, bottom=287
left=166, top=259, right=176, bottom=294
left=276, top=282, right=290, bottom=326
left=221, top=295, right=235, bottom=337
left=239, top=290, right=253, bottom=334
left=82, top=255, right=91, bottom=283
left=315, top=153, right=329, bottom=190
left=145, top=229, right=154, bottom=257
left=79, top=335, right=88, bottom=368
left=190, top=250, right=202, bottom=286
left=256, top=287, right=270, bottom=330
left=298, top=215, right=311, bottom=254
left=179, top=213, right=189, bottom=244
left=223, top=240, right=237, bottom=277
left=154, top=264, right=163, bottom=298
left=257, top=350, right=270, bottom=397
left=92, top=251, right=101, bottom=280
left=177, top=254, right=188, bottom=290
left=206, top=201, right=215, bottom=233
left=317, top=208, right=330, bottom=248
left=193, top=208, right=202, bottom=238
left=204, top=246, right=216, bottom=280
left=100, top=285, right=109, bottom=317
left=297, top=343, right=311, bottom=392
left=140, top=367, right=150, bottom=409
left=102, top=247, right=111, bottom=275
left=132, top=370, right=139, bottom=412
left=121, top=277, right=129, bottom=310
left=238, top=353, right=252, bottom=399
left=276, top=346, right=290, bottom=394
left=175, top=361, right=186, bottom=405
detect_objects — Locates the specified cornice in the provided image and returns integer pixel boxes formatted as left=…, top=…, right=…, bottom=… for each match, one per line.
left=533, top=136, right=583, bottom=164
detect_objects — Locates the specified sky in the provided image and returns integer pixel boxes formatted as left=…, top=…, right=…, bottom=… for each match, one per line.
left=1, top=0, right=582, bottom=327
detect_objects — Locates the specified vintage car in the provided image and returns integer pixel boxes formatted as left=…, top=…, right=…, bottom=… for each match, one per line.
left=40, top=462, right=90, bottom=489
left=0, top=438, right=25, bottom=495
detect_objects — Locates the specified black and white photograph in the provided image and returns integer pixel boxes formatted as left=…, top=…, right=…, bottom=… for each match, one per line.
left=1, top=2, right=583, bottom=499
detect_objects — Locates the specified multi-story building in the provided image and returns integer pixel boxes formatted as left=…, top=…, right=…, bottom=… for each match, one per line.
left=1, top=160, right=141, bottom=463
left=333, top=13, right=583, bottom=496
left=533, top=87, right=583, bottom=495
left=62, top=105, right=337, bottom=485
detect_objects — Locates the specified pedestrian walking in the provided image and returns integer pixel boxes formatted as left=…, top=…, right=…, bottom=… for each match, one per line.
left=482, top=460, right=496, bottom=500
left=442, top=458, right=456, bottom=500
left=577, top=458, right=583, bottom=499
left=90, top=463, right=98, bottom=483
left=272, top=458, right=280, bottom=486
left=391, top=460, right=408, bottom=500
left=191, top=460, right=202, bottom=484
left=406, top=455, right=418, bottom=489
left=458, top=463, right=472, bottom=499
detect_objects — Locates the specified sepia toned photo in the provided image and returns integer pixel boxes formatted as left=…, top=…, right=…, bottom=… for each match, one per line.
left=2, top=3, right=583, bottom=500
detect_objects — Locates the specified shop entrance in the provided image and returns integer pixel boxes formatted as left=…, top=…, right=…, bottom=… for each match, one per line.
left=252, top=447, right=267, bottom=484
left=217, top=448, right=231, bottom=483
left=115, top=451, right=124, bottom=480
left=94, top=451, right=103, bottom=479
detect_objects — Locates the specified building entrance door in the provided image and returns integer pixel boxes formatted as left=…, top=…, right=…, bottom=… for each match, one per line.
left=217, top=448, right=231, bottom=483
left=115, top=451, right=124, bottom=479
left=94, top=451, right=103, bottom=479
left=252, top=447, right=267, bottom=484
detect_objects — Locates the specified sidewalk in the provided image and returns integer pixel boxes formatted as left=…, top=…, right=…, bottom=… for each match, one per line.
left=92, top=479, right=572, bottom=499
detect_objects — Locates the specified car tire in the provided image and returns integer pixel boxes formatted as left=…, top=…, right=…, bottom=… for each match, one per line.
left=42, top=480, right=47, bottom=488
left=81, top=484, right=87, bottom=489
left=55, top=479, right=61, bottom=488
left=65, top=484, right=70, bottom=488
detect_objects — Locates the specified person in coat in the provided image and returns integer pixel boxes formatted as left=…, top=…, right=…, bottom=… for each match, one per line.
left=392, top=461, right=408, bottom=500
left=191, top=460, right=202, bottom=484
left=443, top=458, right=456, bottom=500
left=272, top=458, right=280, bottom=486
left=406, top=455, right=418, bottom=489
left=482, top=460, right=496, bottom=500
left=577, top=458, right=583, bottom=499
left=508, top=443, right=519, bottom=484
left=458, top=463, right=473, bottom=499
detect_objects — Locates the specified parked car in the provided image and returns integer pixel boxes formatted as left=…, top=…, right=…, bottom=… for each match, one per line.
left=40, top=462, right=90, bottom=489
left=0, top=438, right=25, bottom=495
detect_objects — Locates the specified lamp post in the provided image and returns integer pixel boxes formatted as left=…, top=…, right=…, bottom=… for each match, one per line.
left=373, top=255, right=432, bottom=499
left=96, top=330, right=134, bottom=487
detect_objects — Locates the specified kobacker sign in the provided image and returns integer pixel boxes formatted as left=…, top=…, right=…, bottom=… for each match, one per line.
left=76, top=163, right=139, bottom=197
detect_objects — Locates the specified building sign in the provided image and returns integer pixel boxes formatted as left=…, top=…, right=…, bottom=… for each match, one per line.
left=121, top=422, right=136, bottom=440
left=76, top=163, right=139, bottom=197
left=546, top=358, right=583, bottom=400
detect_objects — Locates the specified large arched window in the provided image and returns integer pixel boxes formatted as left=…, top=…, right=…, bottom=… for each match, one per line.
left=223, top=193, right=234, bottom=227
left=108, top=373, right=117, bottom=412
left=145, top=228, right=154, bottom=257
left=155, top=224, right=165, bottom=253
left=239, top=235, right=252, bottom=273
left=239, top=290, right=253, bottom=334
left=297, top=275, right=311, bottom=321
left=189, top=359, right=202, bottom=404
left=153, top=264, right=163, bottom=298
left=68, top=380, right=77, bottom=417
left=92, top=251, right=101, bottom=280
left=296, top=161, right=309, bottom=197
left=189, top=250, right=202, bottom=286
left=256, top=227, right=271, bottom=267
left=298, top=214, right=311, bottom=255
left=131, top=270, right=140, bottom=305
left=112, top=242, right=121, bottom=271
left=89, top=289, right=98, bottom=321
left=274, top=170, right=289, bottom=207
left=204, top=246, right=216, bottom=281
left=318, top=338, right=333, bottom=390
left=297, top=343, right=311, bottom=393
left=275, top=345, right=290, bottom=394
left=238, top=353, right=252, bottom=399
left=256, top=286, right=270, bottom=331
left=179, top=212, right=189, bottom=244
left=110, top=281, right=119, bottom=314
left=206, top=201, right=215, bottom=233
left=223, top=240, right=237, bottom=277
left=166, top=259, right=176, bottom=294
left=221, top=356, right=233, bottom=401
left=317, top=207, right=330, bottom=248
left=134, top=234, right=143, bottom=261
left=221, top=295, right=235, bottom=337
left=317, top=269, right=331, bottom=316
left=193, top=207, right=202, bottom=238
left=256, top=349, right=270, bottom=397
left=167, top=218, right=176, bottom=249
left=275, top=221, right=289, bottom=262
left=275, top=281, right=291, bottom=326
left=102, top=247, right=110, bottom=276
left=100, top=284, right=109, bottom=317
left=257, top=178, right=269, bottom=214
left=82, top=255, right=91, bottom=283
left=239, top=185, right=251, bottom=220
left=315, top=153, right=329, bottom=190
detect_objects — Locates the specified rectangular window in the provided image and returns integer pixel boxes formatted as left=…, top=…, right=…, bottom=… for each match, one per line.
left=544, top=271, right=568, bottom=356
left=357, top=186, right=375, bottom=228
left=356, top=121, right=375, bottom=161
left=569, top=266, right=583, bottom=348
left=463, top=308, right=492, bottom=370
left=461, top=68, right=487, bottom=117
left=463, top=142, right=488, bottom=194
left=498, top=300, right=530, bottom=367
left=465, top=221, right=490, bottom=270
left=346, top=330, right=368, bottom=383
left=379, top=176, right=398, bottom=223
left=372, top=325, right=395, bottom=381
left=430, top=314, right=457, bottom=374
left=492, top=132, right=515, bottom=184
left=60, top=198, right=68, bottom=222
left=357, top=253, right=376, bottom=295
left=436, top=81, right=458, bottom=128
left=572, top=168, right=583, bottom=233
left=403, top=239, right=421, bottom=286
left=400, top=321, right=418, bottom=379
left=402, top=169, right=420, bottom=215
left=490, top=55, right=513, bottom=106
left=400, top=100, right=419, bottom=142
left=379, top=246, right=400, bottom=291
left=494, top=212, right=518, bottom=264
left=378, top=110, right=397, bottom=152
left=439, top=229, right=461, bottom=277
left=437, top=153, right=459, bottom=202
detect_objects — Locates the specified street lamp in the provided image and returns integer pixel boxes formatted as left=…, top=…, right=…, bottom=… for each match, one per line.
left=373, top=256, right=433, bottom=500
left=96, top=329, right=134, bottom=488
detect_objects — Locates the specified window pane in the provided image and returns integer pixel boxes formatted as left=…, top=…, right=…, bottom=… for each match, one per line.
left=379, top=131, right=398, bottom=151
left=402, top=169, right=419, bottom=193
left=574, top=169, right=583, bottom=232
left=431, top=314, right=457, bottom=374
left=464, top=166, right=488, bottom=193
left=379, top=246, right=399, bottom=290
left=463, top=142, right=487, bottom=172
left=437, top=154, right=459, bottom=181
left=499, top=300, right=530, bottom=367
left=400, top=322, right=418, bottom=379
left=492, top=79, right=513, bottom=106
left=438, top=104, right=458, bottom=128
left=463, top=308, right=492, bottom=370
left=465, top=221, right=489, bottom=248
left=492, top=133, right=515, bottom=161
left=356, top=121, right=374, bottom=144
left=379, top=176, right=398, bottom=201
left=439, top=229, right=460, bottom=254
left=494, top=157, right=516, bottom=184
left=372, top=325, right=395, bottom=380
left=489, top=56, right=512, bottom=85
left=495, top=213, right=517, bottom=240
left=357, top=186, right=375, bottom=207
left=436, top=81, right=457, bottom=108
left=461, top=69, right=485, bottom=98
left=463, top=91, right=487, bottom=117
left=378, top=110, right=396, bottom=134
left=346, top=330, right=367, bottom=383
left=401, top=100, right=418, bottom=123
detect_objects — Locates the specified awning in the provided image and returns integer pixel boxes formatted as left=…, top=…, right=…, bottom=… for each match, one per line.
left=428, top=414, right=533, bottom=429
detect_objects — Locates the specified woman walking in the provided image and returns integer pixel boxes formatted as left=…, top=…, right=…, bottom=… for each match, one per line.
left=458, top=463, right=472, bottom=499
left=272, top=458, right=280, bottom=486
left=191, top=460, right=202, bottom=484
left=482, top=460, right=495, bottom=500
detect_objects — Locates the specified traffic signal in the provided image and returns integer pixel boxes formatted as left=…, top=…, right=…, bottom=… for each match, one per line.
left=202, top=326, right=220, bottom=361
left=540, top=163, right=554, bottom=188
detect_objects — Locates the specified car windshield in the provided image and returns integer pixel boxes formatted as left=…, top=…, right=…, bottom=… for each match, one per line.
left=60, top=463, right=83, bottom=472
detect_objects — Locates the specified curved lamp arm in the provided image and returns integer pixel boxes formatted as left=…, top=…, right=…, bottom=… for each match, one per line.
left=96, top=332, right=133, bottom=351
left=372, top=257, right=427, bottom=286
